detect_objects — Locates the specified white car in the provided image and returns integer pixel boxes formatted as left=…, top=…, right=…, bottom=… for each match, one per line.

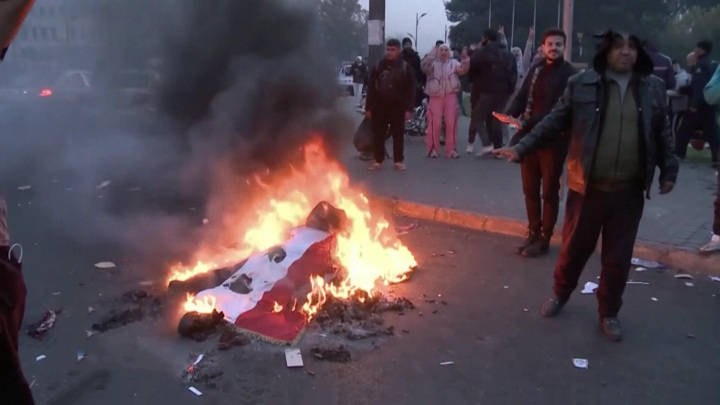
left=337, top=63, right=355, bottom=95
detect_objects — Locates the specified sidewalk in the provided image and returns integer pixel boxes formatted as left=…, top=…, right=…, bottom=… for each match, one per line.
left=343, top=113, right=720, bottom=272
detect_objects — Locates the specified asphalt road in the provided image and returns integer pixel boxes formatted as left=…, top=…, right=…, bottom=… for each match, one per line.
left=5, top=183, right=720, bottom=405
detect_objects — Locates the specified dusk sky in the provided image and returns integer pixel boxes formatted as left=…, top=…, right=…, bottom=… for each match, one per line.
left=358, top=0, right=452, bottom=55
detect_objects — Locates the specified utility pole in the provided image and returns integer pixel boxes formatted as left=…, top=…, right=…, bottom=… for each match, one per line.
left=562, top=0, right=574, bottom=61
left=510, top=0, right=515, bottom=47
left=415, top=12, right=427, bottom=52
left=368, top=0, right=385, bottom=67
left=488, top=0, right=492, bottom=28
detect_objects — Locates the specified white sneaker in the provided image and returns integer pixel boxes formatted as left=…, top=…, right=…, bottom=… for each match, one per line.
left=699, top=234, right=720, bottom=255
left=367, top=161, right=382, bottom=171
left=394, top=162, right=407, bottom=171
left=429, top=150, right=439, bottom=158
left=476, top=146, right=494, bottom=156
left=466, top=144, right=474, bottom=154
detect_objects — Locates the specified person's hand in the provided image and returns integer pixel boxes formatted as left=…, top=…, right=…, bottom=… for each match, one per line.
left=498, top=25, right=505, bottom=36
left=493, top=147, right=520, bottom=162
left=365, top=111, right=372, bottom=119
left=529, top=26, right=534, bottom=36
left=659, top=181, right=675, bottom=194
left=405, top=111, right=412, bottom=121
left=461, top=47, right=468, bottom=59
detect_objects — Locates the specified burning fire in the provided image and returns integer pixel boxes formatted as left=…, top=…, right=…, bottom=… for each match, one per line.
left=184, top=294, right=217, bottom=314
left=170, top=139, right=417, bottom=319
left=272, top=302, right=284, bottom=313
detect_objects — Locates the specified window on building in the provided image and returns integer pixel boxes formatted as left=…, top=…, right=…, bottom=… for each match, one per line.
left=31, top=27, right=38, bottom=40
left=40, top=27, right=47, bottom=40
left=50, top=27, right=57, bottom=40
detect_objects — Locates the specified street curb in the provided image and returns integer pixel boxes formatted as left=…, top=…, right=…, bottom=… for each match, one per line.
left=374, top=196, right=720, bottom=276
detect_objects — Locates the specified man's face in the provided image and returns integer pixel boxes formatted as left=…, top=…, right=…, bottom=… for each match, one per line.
left=386, top=45, right=400, bottom=61
left=542, top=35, right=565, bottom=62
left=403, top=43, right=412, bottom=51
left=607, top=38, right=637, bottom=73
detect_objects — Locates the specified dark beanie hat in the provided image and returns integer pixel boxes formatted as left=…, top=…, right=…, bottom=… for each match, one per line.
left=402, top=37, right=412, bottom=46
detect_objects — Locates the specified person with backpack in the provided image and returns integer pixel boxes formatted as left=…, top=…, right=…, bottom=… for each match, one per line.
left=365, top=38, right=416, bottom=172
left=700, top=64, right=720, bottom=254
left=421, top=43, right=470, bottom=158
left=467, top=29, right=518, bottom=155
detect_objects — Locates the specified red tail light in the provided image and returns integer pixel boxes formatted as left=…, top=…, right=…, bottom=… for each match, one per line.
left=39, top=88, right=53, bottom=97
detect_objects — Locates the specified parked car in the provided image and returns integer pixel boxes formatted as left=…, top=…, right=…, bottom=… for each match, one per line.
left=337, top=63, right=354, bottom=95
left=95, top=69, right=161, bottom=115
left=0, top=70, right=95, bottom=125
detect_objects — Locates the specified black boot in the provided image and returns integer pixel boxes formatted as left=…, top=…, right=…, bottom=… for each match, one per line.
left=515, top=232, right=538, bottom=255
left=522, top=233, right=550, bottom=258
left=540, top=296, right=566, bottom=318
left=600, top=317, right=623, bottom=341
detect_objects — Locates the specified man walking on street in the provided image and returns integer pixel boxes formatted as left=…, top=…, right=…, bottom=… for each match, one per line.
left=366, top=39, right=416, bottom=172
left=505, top=29, right=577, bottom=258
left=494, top=31, right=679, bottom=341
left=676, top=40, right=719, bottom=167
left=467, top=29, right=518, bottom=155
left=350, top=56, right=368, bottom=107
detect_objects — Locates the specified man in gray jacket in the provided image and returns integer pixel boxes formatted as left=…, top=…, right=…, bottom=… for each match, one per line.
left=495, top=31, right=678, bottom=342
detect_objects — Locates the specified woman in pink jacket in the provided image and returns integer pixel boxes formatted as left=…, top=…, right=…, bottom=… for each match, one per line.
left=421, top=44, right=470, bottom=158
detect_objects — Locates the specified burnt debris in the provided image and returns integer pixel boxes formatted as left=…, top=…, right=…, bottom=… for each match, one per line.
left=91, top=289, right=162, bottom=333
left=178, top=310, right=226, bottom=341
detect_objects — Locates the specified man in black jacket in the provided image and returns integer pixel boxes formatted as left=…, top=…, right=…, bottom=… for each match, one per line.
left=505, top=29, right=577, bottom=258
left=467, top=29, right=518, bottom=155
left=642, top=40, right=676, bottom=91
left=676, top=40, right=719, bottom=167
left=402, top=37, right=425, bottom=107
left=495, top=31, right=679, bottom=342
left=366, top=39, right=416, bottom=171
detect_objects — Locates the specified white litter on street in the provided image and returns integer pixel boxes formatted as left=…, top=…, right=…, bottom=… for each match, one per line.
left=573, top=358, right=589, bottom=369
left=96, top=180, right=111, bottom=189
left=710, top=276, right=720, bottom=283
left=18, top=185, right=31, bottom=191
left=651, top=297, right=659, bottom=302
left=188, top=387, right=202, bottom=396
left=581, top=282, right=598, bottom=294
left=626, top=281, right=650, bottom=285
left=94, top=262, right=116, bottom=269
left=285, top=348, right=304, bottom=368
left=36, top=355, right=46, bottom=362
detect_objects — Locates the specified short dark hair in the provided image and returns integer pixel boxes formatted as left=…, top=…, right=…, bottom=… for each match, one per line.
left=697, top=40, right=713, bottom=54
left=541, top=29, right=566, bottom=45
left=402, top=37, right=412, bottom=46
left=483, top=29, right=498, bottom=42
left=387, top=38, right=401, bottom=48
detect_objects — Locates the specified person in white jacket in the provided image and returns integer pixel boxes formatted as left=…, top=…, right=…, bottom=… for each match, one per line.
left=421, top=44, right=470, bottom=158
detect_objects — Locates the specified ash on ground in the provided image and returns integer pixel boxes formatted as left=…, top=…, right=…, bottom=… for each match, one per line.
left=182, top=351, right=224, bottom=389
left=91, top=289, right=163, bottom=333
left=309, top=293, right=414, bottom=341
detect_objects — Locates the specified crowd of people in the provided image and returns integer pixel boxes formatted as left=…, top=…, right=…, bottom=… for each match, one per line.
left=360, top=27, right=720, bottom=342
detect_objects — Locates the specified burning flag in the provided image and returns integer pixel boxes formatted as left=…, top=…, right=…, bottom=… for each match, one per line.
left=172, top=140, right=417, bottom=344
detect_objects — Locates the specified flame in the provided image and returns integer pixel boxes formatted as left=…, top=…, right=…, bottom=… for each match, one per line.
left=169, top=138, right=417, bottom=319
left=183, top=293, right=217, bottom=314
left=272, top=302, right=283, bottom=313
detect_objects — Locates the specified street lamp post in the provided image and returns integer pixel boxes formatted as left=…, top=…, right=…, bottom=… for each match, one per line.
left=415, top=12, right=427, bottom=52
left=510, top=0, right=516, bottom=47
left=563, top=0, right=574, bottom=61
left=488, top=0, right=492, bottom=28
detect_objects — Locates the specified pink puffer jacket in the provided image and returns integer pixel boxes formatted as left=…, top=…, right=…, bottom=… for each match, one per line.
left=421, top=55, right=470, bottom=97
